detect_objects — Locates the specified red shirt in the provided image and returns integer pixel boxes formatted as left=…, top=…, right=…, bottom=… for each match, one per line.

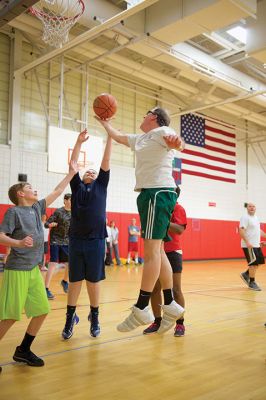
left=164, top=203, right=187, bottom=253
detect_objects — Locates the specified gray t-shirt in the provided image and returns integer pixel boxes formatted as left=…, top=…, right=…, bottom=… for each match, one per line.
left=0, top=199, right=46, bottom=271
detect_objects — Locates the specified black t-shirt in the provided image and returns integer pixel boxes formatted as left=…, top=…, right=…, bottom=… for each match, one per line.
left=69, top=169, right=109, bottom=239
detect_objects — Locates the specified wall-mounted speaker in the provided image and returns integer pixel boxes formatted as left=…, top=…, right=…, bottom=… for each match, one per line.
left=18, top=173, right=27, bottom=182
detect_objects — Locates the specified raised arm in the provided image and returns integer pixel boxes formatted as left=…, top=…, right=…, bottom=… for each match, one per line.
left=70, top=129, right=89, bottom=163
left=45, top=160, right=78, bottom=207
left=95, top=116, right=130, bottom=147
left=101, top=135, right=112, bottom=171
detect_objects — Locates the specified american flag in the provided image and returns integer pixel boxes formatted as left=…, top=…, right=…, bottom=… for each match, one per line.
left=172, top=157, right=182, bottom=185
left=180, top=114, right=236, bottom=183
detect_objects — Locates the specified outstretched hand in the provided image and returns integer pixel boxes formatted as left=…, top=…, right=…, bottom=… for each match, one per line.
left=163, top=135, right=184, bottom=150
left=77, top=129, right=89, bottom=144
left=94, top=115, right=113, bottom=128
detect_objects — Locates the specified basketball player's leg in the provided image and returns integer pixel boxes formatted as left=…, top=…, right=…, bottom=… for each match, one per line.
left=143, top=279, right=162, bottom=334
left=241, top=247, right=261, bottom=291
left=85, top=238, right=105, bottom=338
left=45, top=244, right=59, bottom=299
left=118, top=189, right=182, bottom=333
left=59, top=246, right=69, bottom=293
left=62, top=239, right=83, bottom=340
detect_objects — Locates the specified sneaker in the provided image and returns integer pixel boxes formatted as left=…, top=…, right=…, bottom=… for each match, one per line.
left=61, top=280, right=69, bottom=294
left=174, top=323, right=185, bottom=337
left=0, top=366, right=2, bottom=373
left=157, top=301, right=185, bottom=334
left=248, top=281, right=261, bottom=291
left=46, top=288, right=55, bottom=300
left=143, top=322, right=160, bottom=335
left=117, top=306, right=154, bottom=332
left=62, top=313, right=79, bottom=340
left=88, top=312, right=100, bottom=338
left=240, top=272, right=249, bottom=286
left=13, top=346, right=44, bottom=367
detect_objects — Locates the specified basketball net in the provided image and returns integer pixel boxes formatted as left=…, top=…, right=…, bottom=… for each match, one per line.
left=29, top=0, right=85, bottom=48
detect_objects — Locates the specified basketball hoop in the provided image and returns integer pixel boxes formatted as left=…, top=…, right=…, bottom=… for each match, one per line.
left=29, top=0, right=85, bottom=48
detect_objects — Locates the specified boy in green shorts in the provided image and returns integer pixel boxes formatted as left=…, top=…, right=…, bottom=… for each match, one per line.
left=0, top=154, right=79, bottom=373
left=96, top=107, right=185, bottom=334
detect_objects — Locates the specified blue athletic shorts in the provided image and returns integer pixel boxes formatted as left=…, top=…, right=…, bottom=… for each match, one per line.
left=69, top=237, right=106, bottom=282
left=50, top=244, right=69, bottom=263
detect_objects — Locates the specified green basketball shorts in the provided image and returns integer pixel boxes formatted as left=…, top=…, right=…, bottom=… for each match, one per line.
left=137, top=188, right=177, bottom=241
left=0, top=266, right=50, bottom=321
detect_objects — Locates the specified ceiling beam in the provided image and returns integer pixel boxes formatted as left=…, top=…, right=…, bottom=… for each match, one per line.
left=14, top=0, right=158, bottom=76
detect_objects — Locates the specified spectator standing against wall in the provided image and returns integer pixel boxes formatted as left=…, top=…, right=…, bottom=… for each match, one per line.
left=126, top=218, right=140, bottom=265
left=105, top=218, right=113, bottom=266
left=110, top=221, right=121, bottom=266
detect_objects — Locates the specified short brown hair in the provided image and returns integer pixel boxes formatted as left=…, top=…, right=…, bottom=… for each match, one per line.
left=8, top=182, right=29, bottom=205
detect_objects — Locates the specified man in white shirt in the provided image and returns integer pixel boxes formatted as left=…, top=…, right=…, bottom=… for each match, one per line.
left=96, top=107, right=185, bottom=334
left=239, top=202, right=266, bottom=291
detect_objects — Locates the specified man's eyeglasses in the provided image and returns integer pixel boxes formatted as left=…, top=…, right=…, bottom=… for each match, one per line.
left=146, top=110, right=166, bottom=127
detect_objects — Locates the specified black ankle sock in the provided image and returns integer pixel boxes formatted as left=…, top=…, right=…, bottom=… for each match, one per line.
left=163, top=289, right=173, bottom=305
left=90, top=306, right=99, bottom=314
left=154, top=317, right=162, bottom=325
left=135, top=290, right=152, bottom=310
left=245, top=270, right=249, bottom=275
left=19, top=332, right=35, bottom=352
left=249, top=277, right=255, bottom=283
left=176, top=318, right=184, bottom=324
left=67, top=305, right=76, bottom=316
left=62, top=280, right=68, bottom=284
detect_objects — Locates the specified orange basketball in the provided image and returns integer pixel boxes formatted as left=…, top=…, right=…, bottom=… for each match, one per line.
left=93, top=93, right=117, bottom=120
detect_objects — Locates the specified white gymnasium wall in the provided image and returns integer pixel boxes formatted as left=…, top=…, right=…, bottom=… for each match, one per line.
left=0, top=33, right=9, bottom=145
left=0, top=32, right=266, bottom=221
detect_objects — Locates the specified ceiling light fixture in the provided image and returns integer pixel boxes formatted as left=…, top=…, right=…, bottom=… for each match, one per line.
left=226, top=26, right=247, bottom=44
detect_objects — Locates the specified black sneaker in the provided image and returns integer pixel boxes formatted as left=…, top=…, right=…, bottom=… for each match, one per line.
left=143, top=322, right=160, bottom=335
left=60, top=280, right=69, bottom=293
left=248, top=281, right=261, bottom=291
left=46, top=288, right=55, bottom=300
left=13, top=346, right=44, bottom=367
left=88, top=312, right=100, bottom=338
left=62, top=313, right=79, bottom=340
left=240, top=272, right=249, bottom=286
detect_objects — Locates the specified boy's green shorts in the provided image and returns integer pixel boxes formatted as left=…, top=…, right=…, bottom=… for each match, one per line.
left=0, top=266, right=50, bottom=321
left=137, top=188, right=177, bottom=241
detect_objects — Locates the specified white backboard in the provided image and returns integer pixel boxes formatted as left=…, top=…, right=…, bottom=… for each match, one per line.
left=48, top=126, right=103, bottom=174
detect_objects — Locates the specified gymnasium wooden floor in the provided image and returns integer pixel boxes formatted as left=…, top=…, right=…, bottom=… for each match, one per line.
left=0, top=260, right=266, bottom=400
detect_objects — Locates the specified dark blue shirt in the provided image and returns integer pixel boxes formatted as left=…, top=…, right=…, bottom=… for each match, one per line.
left=69, top=169, right=109, bottom=239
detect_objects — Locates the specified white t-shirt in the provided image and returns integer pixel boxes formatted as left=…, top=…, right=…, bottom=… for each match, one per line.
left=239, top=214, right=261, bottom=248
left=106, top=226, right=112, bottom=243
left=127, top=127, right=177, bottom=191
left=43, top=223, right=49, bottom=242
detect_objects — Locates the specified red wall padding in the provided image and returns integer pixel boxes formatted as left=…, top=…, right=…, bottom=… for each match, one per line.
left=0, top=204, right=265, bottom=260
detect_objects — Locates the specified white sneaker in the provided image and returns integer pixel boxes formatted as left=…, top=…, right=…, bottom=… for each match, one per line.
left=117, top=306, right=154, bottom=332
left=157, top=301, right=185, bottom=334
